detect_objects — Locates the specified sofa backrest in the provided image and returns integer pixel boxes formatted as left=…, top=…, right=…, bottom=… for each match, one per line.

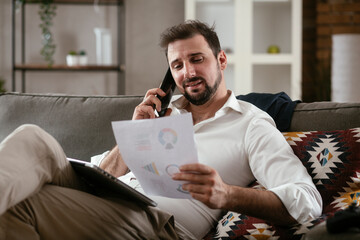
left=1, top=93, right=360, bottom=161
left=290, top=102, right=360, bottom=132
left=0, top=93, right=143, bottom=161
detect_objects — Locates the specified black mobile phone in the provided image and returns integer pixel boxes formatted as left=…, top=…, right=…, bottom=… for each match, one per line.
left=157, top=68, right=176, bottom=117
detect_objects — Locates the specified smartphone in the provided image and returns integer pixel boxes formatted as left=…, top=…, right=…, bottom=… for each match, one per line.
left=157, top=68, right=176, bottom=117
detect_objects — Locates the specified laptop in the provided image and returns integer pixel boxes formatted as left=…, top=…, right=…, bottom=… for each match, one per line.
left=68, top=158, right=157, bottom=207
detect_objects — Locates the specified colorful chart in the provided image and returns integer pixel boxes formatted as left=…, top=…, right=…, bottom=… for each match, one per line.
left=158, top=128, right=178, bottom=149
left=142, top=162, right=160, bottom=175
left=165, top=164, right=180, bottom=176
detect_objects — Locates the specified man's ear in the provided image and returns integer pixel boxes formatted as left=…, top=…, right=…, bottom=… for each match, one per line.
left=218, top=50, right=227, bottom=70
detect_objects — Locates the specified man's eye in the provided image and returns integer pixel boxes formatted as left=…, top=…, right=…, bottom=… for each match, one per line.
left=173, top=64, right=182, bottom=70
left=192, top=57, right=203, bottom=63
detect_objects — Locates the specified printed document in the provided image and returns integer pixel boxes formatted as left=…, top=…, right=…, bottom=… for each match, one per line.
left=111, top=113, right=198, bottom=198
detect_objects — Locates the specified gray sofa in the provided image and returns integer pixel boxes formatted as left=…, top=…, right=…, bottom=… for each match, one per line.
left=1, top=92, right=360, bottom=239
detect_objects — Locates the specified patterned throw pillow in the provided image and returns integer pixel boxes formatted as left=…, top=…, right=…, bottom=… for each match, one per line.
left=203, top=128, right=360, bottom=240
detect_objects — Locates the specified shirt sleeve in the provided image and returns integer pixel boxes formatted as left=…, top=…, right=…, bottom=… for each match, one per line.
left=245, top=116, right=323, bottom=223
left=90, top=150, right=110, bottom=166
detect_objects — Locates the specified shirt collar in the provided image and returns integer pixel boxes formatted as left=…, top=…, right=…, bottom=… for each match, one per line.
left=171, top=90, right=243, bottom=115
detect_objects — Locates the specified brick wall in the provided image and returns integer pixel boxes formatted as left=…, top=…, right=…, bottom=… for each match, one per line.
left=302, top=0, right=360, bottom=102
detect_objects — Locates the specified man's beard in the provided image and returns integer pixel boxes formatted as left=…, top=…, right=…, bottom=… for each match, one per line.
left=183, top=65, right=222, bottom=106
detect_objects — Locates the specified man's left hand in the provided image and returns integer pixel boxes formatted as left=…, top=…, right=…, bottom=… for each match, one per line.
left=172, top=163, right=229, bottom=209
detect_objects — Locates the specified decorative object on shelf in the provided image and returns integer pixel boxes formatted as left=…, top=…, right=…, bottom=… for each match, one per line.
left=267, top=44, right=280, bottom=54
left=66, top=50, right=88, bottom=66
left=0, top=77, right=6, bottom=93
left=38, top=0, right=57, bottom=66
left=185, top=0, right=302, bottom=99
left=78, top=50, right=88, bottom=66
left=66, top=50, right=78, bottom=66
left=94, top=27, right=112, bottom=65
left=12, top=0, right=125, bottom=94
left=17, top=0, right=57, bottom=66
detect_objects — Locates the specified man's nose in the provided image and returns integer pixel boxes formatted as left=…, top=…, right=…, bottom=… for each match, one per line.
left=183, top=63, right=196, bottom=80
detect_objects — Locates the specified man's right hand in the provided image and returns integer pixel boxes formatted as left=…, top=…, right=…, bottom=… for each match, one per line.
left=132, top=88, right=171, bottom=120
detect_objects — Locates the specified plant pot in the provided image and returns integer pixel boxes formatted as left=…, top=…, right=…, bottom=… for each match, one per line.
left=66, top=55, right=78, bottom=66
left=78, top=55, right=88, bottom=66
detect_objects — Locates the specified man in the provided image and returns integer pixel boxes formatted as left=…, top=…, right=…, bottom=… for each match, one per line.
left=0, top=20, right=322, bottom=239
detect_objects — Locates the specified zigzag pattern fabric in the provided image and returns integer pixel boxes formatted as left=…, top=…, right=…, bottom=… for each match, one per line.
left=204, top=127, right=360, bottom=240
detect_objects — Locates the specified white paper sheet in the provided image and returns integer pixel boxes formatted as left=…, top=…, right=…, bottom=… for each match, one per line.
left=111, top=113, right=198, bottom=199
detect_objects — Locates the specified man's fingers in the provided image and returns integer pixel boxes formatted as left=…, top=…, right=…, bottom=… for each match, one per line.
left=182, top=183, right=210, bottom=193
left=140, top=94, right=158, bottom=108
left=144, top=88, right=166, bottom=98
left=133, top=88, right=168, bottom=120
left=179, top=163, right=213, bottom=174
left=172, top=171, right=214, bottom=186
left=133, top=105, right=156, bottom=119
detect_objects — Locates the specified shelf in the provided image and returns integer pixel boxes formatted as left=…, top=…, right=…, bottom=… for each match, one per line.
left=14, top=64, right=123, bottom=71
left=185, top=0, right=302, bottom=100
left=253, top=0, right=292, bottom=54
left=12, top=0, right=125, bottom=94
left=253, top=65, right=291, bottom=94
left=252, top=54, right=293, bottom=64
left=195, top=0, right=235, bottom=53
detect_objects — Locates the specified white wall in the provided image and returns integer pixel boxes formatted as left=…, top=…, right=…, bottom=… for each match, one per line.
left=125, top=0, right=184, bottom=95
left=0, top=0, right=184, bottom=95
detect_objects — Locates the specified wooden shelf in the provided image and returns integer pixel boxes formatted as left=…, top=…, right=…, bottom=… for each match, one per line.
left=14, top=64, right=123, bottom=71
left=252, top=54, right=293, bottom=65
left=12, top=0, right=125, bottom=94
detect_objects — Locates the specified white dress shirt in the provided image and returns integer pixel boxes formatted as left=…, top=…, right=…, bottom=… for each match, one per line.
left=150, top=91, right=322, bottom=239
left=92, top=91, right=322, bottom=239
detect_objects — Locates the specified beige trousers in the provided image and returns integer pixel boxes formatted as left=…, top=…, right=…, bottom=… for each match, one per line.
left=0, top=124, right=178, bottom=240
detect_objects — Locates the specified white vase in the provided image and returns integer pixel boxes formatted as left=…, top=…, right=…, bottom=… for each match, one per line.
left=94, top=28, right=112, bottom=65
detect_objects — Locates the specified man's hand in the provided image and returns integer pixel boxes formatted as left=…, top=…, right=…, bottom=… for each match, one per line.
left=172, top=163, right=297, bottom=226
left=172, top=163, right=230, bottom=209
left=132, top=88, right=172, bottom=120
left=99, top=146, right=128, bottom=178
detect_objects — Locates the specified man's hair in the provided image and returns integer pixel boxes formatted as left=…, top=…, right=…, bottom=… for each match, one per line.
left=159, top=20, right=221, bottom=58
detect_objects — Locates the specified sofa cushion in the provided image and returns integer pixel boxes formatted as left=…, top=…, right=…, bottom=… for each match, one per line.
left=204, top=127, right=360, bottom=239
left=283, top=128, right=360, bottom=211
left=290, top=102, right=360, bottom=132
left=0, top=93, right=143, bottom=161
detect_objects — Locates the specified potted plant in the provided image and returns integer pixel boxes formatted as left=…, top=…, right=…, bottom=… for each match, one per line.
left=17, top=0, right=57, bottom=66
left=66, top=50, right=78, bottom=66
left=66, top=50, right=88, bottom=66
left=38, top=0, right=57, bottom=66
left=78, top=50, right=88, bottom=66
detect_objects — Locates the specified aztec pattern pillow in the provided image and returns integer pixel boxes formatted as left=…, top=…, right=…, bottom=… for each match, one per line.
left=204, top=127, right=360, bottom=240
